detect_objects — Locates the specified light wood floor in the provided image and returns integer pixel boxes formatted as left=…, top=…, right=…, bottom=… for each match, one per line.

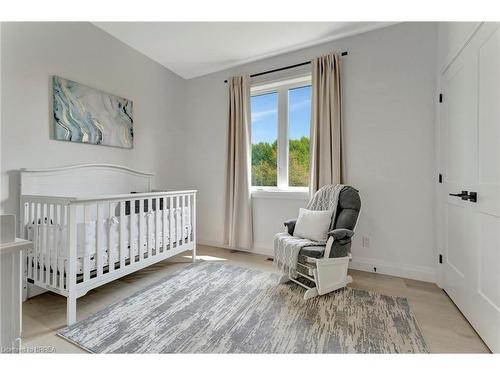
left=22, top=245, right=490, bottom=353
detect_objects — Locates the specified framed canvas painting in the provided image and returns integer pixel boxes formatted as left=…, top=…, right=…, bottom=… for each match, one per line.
left=52, top=76, right=134, bottom=148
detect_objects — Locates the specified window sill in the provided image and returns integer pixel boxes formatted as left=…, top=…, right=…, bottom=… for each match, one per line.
left=251, top=188, right=309, bottom=200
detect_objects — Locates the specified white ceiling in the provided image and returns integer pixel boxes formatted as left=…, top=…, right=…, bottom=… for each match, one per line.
left=94, top=22, right=393, bottom=79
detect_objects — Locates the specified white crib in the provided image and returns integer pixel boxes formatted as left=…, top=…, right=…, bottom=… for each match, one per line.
left=19, top=164, right=196, bottom=326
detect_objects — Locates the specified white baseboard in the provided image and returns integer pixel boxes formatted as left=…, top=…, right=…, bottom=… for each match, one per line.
left=198, top=239, right=273, bottom=257
left=198, top=239, right=436, bottom=283
left=348, top=256, right=436, bottom=283
left=251, top=243, right=274, bottom=257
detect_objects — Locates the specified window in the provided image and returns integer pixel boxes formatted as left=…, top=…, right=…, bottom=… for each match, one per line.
left=250, top=76, right=312, bottom=192
left=250, top=92, right=278, bottom=187
left=288, top=86, right=312, bottom=187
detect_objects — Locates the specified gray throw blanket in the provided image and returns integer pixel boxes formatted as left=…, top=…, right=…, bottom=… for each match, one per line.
left=274, top=234, right=319, bottom=278
left=306, top=184, right=345, bottom=231
left=273, top=184, right=344, bottom=278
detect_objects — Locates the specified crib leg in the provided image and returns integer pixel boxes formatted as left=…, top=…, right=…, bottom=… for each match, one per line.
left=67, top=294, right=76, bottom=326
left=192, top=246, right=196, bottom=263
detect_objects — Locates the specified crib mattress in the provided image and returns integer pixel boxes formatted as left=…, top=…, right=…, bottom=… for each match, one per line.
left=27, top=208, right=191, bottom=274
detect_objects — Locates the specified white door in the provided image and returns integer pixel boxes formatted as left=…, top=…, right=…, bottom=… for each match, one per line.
left=440, top=23, right=500, bottom=353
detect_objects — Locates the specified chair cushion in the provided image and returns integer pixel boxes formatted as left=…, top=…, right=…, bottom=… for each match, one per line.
left=334, top=186, right=361, bottom=230
left=299, top=245, right=326, bottom=259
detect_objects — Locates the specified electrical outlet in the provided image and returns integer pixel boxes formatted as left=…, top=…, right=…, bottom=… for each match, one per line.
left=362, top=236, right=370, bottom=248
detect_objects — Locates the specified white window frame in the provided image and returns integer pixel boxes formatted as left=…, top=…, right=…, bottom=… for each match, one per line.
left=250, top=74, right=312, bottom=198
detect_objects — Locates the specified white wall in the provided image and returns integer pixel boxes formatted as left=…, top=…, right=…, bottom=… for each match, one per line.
left=437, top=22, right=481, bottom=71
left=0, top=22, right=188, bottom=219
left=184, top=22, right=438, bottom=281
left=0, top=23, right=2, bottom=192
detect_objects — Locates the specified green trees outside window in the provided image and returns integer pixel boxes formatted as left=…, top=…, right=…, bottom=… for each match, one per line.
left=251, top=136, right=309, bottom=187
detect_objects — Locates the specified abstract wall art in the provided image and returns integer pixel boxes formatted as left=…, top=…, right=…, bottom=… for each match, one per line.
left=53, top=76, right=134, bottom=148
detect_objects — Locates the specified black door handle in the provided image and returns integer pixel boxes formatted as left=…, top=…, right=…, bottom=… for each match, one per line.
left=449, top=191, right=469, bottom=200
left=468, top=192, right=477, bottom=202
left=449, top=190, right=478, bottom=202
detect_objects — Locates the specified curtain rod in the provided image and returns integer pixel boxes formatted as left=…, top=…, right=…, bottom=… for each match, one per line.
left=224, top=51, right=348, bottom=83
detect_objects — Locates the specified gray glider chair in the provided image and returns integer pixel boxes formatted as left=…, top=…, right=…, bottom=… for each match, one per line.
left=281, top=185, right=361, bottom=299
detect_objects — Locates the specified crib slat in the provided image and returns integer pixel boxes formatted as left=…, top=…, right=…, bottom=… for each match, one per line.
left=187, top=195, right=191, bottom=244
left=162, top=197, right=167, bottom=252
left=22, top=202, right=29, bottom=239
left=96, top=204, right=104, bottom=277
left=48, top=204, right=53, bottom=284
left=59, top=206, right=66, bottom=290
left=37, top=203, right=43, bottom=283
left=36, top=203, right=42, bottom=283
left=52, top=204, right=59, bottom=288
left=139, top=199, right=144, bottom=261
left=67, top=204, right=77, bottom=316
left=180, top=195, right=185, bottom=246
left=25, top=203, right=29, bottom=279
left=39, top=203, right=47, bottom=284
left=155, top=197, right=160, bottom=255
left=108, top=203, right=115, bottom=273
left=130, top=199, right=135, bottom=265
left=45, top=204, right=51, bottom=283
left=83, top=204, right=91, bottom=282
left=27, top=203, right=34, bottom=279
left=169, top=196, right=174, bottom=250
left=192, top=193, right=196, bottom=260
left=176, top=195, right=181, bottom=248
left=120, top=201, right=126, bottom=269
left=147, top=198, right=153, bottom=258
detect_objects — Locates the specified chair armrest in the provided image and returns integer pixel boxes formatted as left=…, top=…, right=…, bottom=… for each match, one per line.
left=328, top=228, right=354, bottom=241
left=284, top=219, right=297, bottom=236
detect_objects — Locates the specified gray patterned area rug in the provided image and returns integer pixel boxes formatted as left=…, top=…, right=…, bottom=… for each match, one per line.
left=58, top=262, right=428, bottom=353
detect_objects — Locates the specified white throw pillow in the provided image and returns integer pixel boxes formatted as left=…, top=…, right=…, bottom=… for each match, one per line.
left=293, top=208, right=333, bottom=242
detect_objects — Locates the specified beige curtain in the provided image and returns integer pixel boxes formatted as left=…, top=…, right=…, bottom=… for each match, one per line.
left=309, top=52, right=343, bottom=194
left=223, top=76, right=253, bottom=249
